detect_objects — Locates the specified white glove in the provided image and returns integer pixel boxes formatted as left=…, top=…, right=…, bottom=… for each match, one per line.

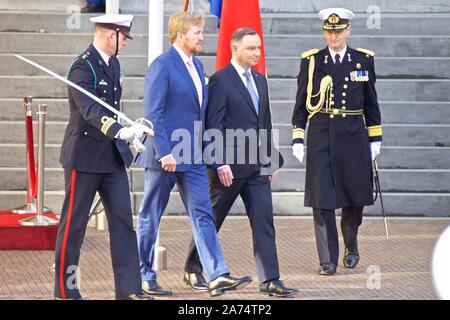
left=292, top=143, right=305, bottom=163
left=117, top=123, right=152, bottom=142
left=370, top=141, right=381, bottom=160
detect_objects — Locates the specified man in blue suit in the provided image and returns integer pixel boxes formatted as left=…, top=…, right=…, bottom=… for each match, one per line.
left=183, top=28, right=298, bottom=297
left=135, top=11, right=252, bottom=297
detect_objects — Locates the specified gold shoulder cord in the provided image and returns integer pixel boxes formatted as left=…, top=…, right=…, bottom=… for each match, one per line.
left=306, top=55, right=333, bottom=119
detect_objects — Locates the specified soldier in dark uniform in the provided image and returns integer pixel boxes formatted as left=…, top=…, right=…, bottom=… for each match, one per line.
left=54, top=14, right=153, bottom=300
left=291, top=8, right=382, bottom=275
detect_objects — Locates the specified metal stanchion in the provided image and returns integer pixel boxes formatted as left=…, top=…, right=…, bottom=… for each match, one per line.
left=20, top=104, right=58, bottom=226
left=12, top=97, right=51, bottom=214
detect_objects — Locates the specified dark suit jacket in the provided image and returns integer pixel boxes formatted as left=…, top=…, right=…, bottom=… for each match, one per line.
left=205, top=63, right=283, bottom=179
left=60, top=43, right=132, bottom=172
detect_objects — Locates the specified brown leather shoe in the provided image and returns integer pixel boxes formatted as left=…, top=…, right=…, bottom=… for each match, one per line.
left=208, top=274, right=252, bottom=297
left=183, top=272, right=208, bottom=291
left=259, top=279, right=299, bottom=297
left=142, top=280, right=173, bottom=296
left=117, top=293, right=154, bottom=300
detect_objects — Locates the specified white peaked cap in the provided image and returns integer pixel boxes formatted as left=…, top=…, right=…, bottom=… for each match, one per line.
left=318, top=8, right=355, bottom=21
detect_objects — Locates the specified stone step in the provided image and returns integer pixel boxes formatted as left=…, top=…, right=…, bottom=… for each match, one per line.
left=2, top=190, right=449, bottom=217
left=2, top=0, right=449, bottom=13
left=2, top=166, right=449, bottom=194
left=2, top=98, right=449, bottom=125
left=270, top=101, right=450, bottom=125
left=1, top=76, right=450, bottom=102
left=275, top=124, right=450, bottom=147
left=2, top=54, right=449, bottom=79
left=1, top=120, right=449, bottom=147
left=1, top=144, right=447, bottom=170
left=129, top=168, right=450, bottom=193
left=3, top=12, right=450, bottom=36
left=2, top=33, right=450, bottom=57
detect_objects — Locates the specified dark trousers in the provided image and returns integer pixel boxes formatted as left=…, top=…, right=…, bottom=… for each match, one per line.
left=313, top=206, right=363, bottom=265
left=54, top=168, right=141, bottom=299
left=184, top=169, right=280, bottom=283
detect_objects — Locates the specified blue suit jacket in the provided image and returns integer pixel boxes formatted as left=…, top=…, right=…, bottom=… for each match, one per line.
left=135, top=46, right=208, bottom=171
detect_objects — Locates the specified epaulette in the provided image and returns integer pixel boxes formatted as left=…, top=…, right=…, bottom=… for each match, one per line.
left=301, top=48, right=319, bottom=59
left=356, top=48, right=375, bottom=57
left=81, top=51, right=91, bottom=59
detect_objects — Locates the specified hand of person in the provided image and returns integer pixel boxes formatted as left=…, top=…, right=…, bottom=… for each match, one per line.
left=160, top=155, right=177, bottom=172
left=370, top=141, right=381, bottom=161
left=117, top=123, right=152, bottom=142
left=217, top=165, right=234, bottom=187
left=269, top=170, right=279, bottom=182
left=292, top=143, right=305, bottom=163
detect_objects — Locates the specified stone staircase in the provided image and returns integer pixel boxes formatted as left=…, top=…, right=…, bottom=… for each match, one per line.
left=0, top=0, right=449, bottom=216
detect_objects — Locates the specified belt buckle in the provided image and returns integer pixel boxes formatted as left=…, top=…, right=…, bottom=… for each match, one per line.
left=330, top=108, right=340, bottom=118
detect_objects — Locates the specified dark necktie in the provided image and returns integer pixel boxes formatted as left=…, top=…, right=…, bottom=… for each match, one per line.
left=335, top=53, right=341, bottom=68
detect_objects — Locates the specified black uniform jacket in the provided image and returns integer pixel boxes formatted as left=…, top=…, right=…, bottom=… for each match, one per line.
left=60, top=44, right=133, bottom=172
left=292, top=47, right=382, bottom=209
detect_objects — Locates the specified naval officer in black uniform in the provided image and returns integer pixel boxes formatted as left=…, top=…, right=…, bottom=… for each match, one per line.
left=291, top=8, right=382, bottom=275
left=54, top=14, right=153, bottom=300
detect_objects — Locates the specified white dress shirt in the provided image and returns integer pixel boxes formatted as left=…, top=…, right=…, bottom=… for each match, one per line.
left=230, top=59, right=259, bottom=100
left=328, top=45, right=347, bottom=64
left=93, top=42, right=111, bottom=66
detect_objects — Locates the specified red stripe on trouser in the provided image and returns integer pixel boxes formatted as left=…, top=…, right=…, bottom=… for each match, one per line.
left=59, top=169, right=77, bottom=299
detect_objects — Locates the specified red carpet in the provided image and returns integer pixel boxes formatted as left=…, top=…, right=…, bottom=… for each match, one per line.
left=0, top=210, right=59, bottom=250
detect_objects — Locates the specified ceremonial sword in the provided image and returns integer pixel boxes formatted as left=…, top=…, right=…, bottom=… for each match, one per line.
left=15, top=54, right=154, bottom=152
left=373, top=159, right=389, bottom=239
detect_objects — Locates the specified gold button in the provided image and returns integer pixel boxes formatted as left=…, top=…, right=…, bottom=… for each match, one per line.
left=342, top=92, right=346, bottom=97
left=330, top=114, right=334, bottom=118
left=342, top=106, right=346, bottom=110
left=345, top=77, right=349, bottom=81
left=342, top=100, right=346, bottom=104
left=330, top=101, right=335, bottom=105
left=332, top=109, right=339, bottom=115
left=342, top=114, right=346, bottom=118
left=331, top=94, right=334, bottom=98
left=343, top=84, right=348, bottom=89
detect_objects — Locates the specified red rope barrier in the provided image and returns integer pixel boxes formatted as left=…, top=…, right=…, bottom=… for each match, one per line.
left=25, top=115, right=37, bottom=199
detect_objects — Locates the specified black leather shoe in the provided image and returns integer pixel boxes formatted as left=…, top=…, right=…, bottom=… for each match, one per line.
left=117, top=293, right=154, bottom=300
left=319, top=263, right=337, bottom=275
left=208, top=274, right=252, bottom=297
left=183, top=272, right=208, bottom=291
left=142, top=280, right=173, bottom=296
left=81, top=4, right=105, bottom=13
left=343, top=248, right=360, bottom=268
left=259, top=279, right=299, bottom=297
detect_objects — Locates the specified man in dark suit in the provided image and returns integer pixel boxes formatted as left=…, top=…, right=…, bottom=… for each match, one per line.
left=54, top=14, right=153, bottom=300
left=291, top=8, right=383, bottom=275
left=135, top=12, right=252, bottom=297
left=183, top=28, right=298, bottom=297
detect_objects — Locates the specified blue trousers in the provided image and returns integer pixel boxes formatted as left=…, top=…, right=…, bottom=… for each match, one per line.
left=87, top=0, right=105, bottom=5
left=137, top=165, right=229, bottom=282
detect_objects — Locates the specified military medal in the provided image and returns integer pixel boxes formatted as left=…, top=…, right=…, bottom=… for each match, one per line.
left=350, top=70, right=369, bottom=81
